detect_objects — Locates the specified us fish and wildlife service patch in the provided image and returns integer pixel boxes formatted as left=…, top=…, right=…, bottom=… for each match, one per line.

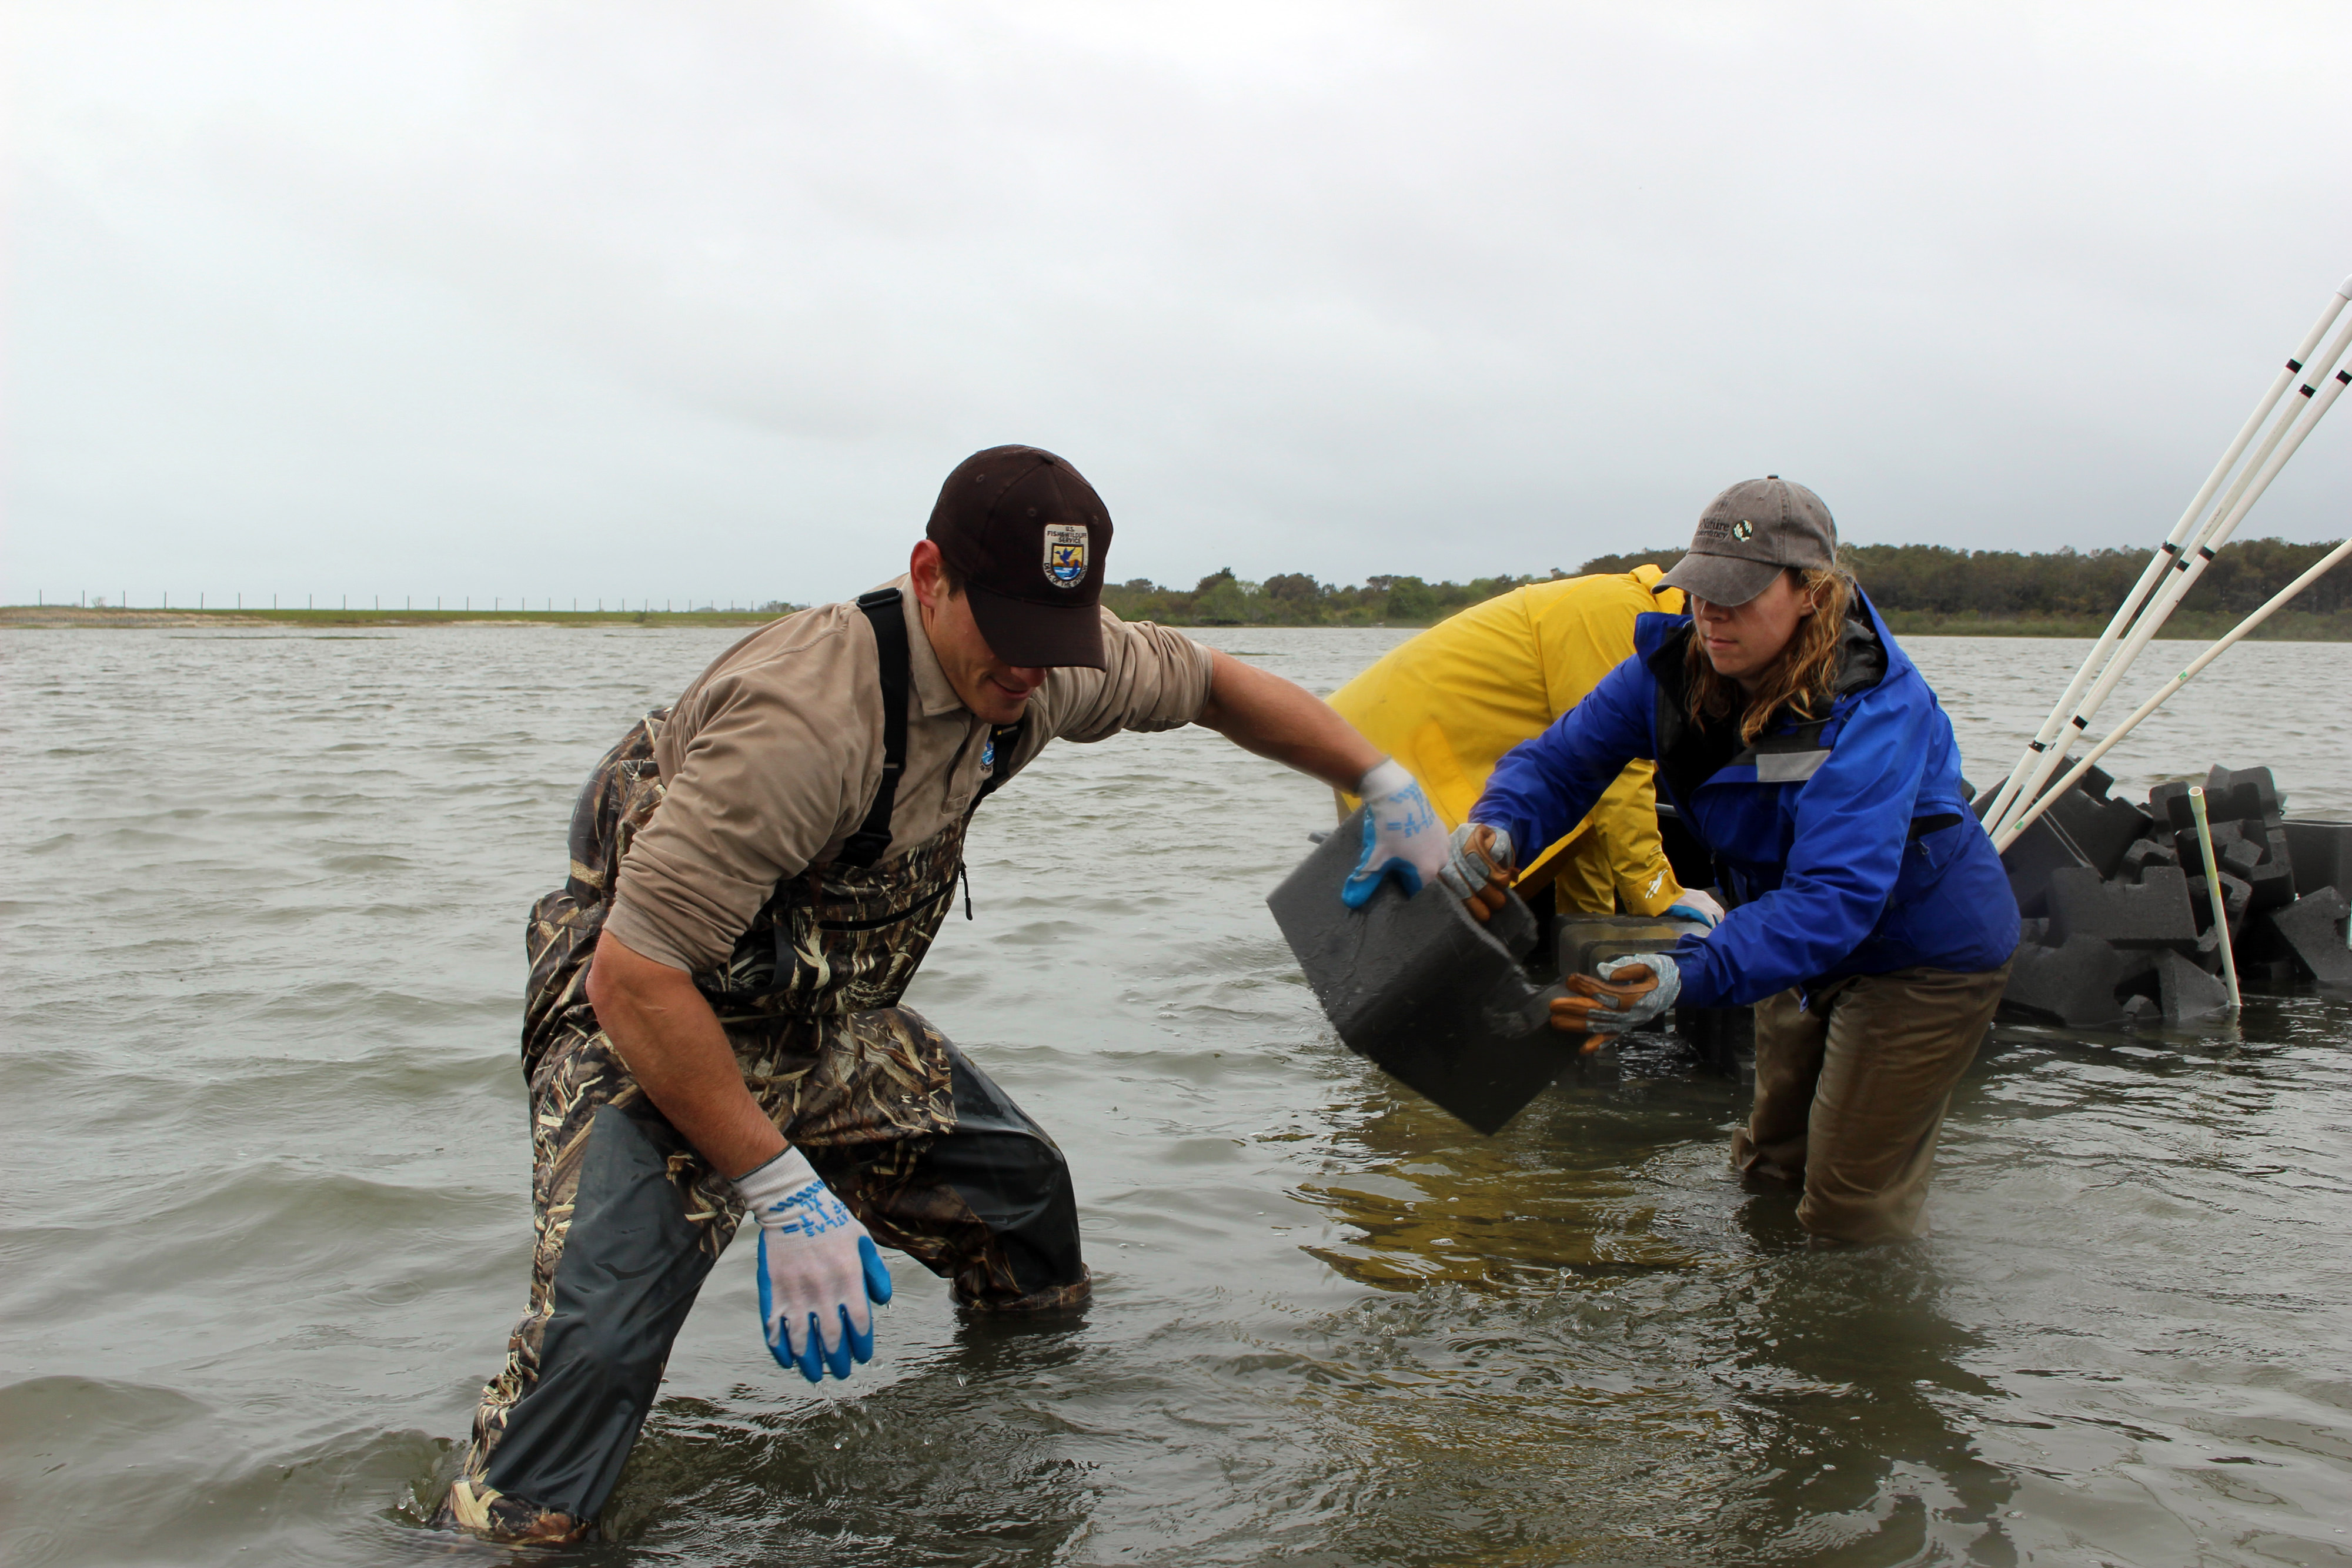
left=1043, top=523, right=1088, bottom=589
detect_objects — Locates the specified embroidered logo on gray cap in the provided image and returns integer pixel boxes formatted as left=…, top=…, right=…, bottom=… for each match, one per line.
left=1730, top=520, right=1755, bottom=541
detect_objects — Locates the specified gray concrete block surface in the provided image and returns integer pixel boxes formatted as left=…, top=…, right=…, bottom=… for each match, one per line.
left=2045, top=865, right=2198, bottom=952
left=2266, top=887, right=2352, bottom=991
left=1268, top=808, right=1571, bottom=1135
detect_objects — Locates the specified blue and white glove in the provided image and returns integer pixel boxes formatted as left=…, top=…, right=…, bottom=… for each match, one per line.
left=1666, top=888, right=1725, bottom=928
left=1592, top=953, right=1683, bottom=1031
left=1341, top=759, right=1449, bottom=909
left=734, top=1145, right=893, bottom=1384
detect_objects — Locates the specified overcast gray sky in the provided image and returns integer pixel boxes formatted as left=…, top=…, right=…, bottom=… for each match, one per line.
left=9, top=1, right=2348, bottom=609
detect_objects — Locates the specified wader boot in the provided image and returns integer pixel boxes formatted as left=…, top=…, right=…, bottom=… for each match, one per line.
left=440, top=591, right=1087, bottom=1544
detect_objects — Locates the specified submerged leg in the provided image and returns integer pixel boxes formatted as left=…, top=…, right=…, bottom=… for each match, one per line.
left=1731, top=986, right=1830, bottom=1185
left=441, top=1033, right=736, bottom=1542
left=1796, top=963, right=2010, bottom=1243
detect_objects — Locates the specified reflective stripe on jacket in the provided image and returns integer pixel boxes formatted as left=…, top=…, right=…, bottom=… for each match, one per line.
left=1470, top=589, right=2020, bottom=1008
left=1329, top=569, right=1689, bottom=914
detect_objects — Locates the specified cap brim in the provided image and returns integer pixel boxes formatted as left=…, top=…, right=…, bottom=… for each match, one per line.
left=1655, top=551, right=1782, bottom=608
left=964, top=582, right=1107, bottom=670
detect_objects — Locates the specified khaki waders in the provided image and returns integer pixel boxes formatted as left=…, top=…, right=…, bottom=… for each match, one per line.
left=1730, top=961, right=2011, bottom=1245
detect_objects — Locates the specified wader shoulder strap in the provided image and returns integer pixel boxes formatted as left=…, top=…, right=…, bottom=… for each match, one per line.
left=974, top=717, right=1030, bottom=805
left=838, top=588, right=912, bottom=868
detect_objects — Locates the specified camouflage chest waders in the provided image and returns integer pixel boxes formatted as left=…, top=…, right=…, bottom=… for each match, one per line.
left=445, top=591, right=1086, bottom=1543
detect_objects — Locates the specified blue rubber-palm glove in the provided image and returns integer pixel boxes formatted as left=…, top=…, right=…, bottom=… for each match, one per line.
left=1341, top=759, right=1449, bottom=909
left=734, top=1146, right=893, bottom=1384
left=1590, top=953, right=1682, bottom=1032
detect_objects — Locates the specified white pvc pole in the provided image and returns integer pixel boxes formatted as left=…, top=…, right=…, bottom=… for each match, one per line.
left=2188, top=788, right=2243, bottom=1012
left=2160, top=305, right=2352, bottom=586
left=1994, top=308, right=2352, bottom=837
left=2056, top=316, right=2350, bottom=707
left=1994, top=533, right=2352, bottom=849
left=1984, top=280, right=2352, bottom=826
left=1983, top=275, right=2352, bottom=834
left=1996, top=303, right=2352, bottom=836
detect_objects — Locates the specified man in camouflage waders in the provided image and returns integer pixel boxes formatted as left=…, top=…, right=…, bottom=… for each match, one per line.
left=439, top=446, right=1454, bottom=1542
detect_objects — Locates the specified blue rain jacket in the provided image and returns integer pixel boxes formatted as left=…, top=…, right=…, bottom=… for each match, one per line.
left=1471, top=591, right=2018, bottom=1009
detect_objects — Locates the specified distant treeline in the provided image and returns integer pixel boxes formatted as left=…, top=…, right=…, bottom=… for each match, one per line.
left=1101, top=571, right=1553, bottom=628
left=1101, top=537, right=2352, bottom=637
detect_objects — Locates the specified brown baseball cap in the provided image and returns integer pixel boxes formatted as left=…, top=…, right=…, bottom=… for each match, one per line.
left=1657, top=476, right=1838, bottom=607
left=926, top=445, right=1112, bottom=669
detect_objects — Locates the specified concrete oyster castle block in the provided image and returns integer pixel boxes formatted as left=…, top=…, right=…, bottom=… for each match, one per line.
left=1552, top=914, right=1712, bottom=983
left=1989, top=761, right=2153, bottom=918
left=2154, top=950, right=2234, bottom=1025
left=2284, top=820, right=2352, bottom=898
left=2150, top=766, right=2294, bottom=914
left=1549, top=911, right=1740, bottom=1074
left=1268, top=808, right=1570, bottom=1135
left=1996, top=760, right=2352, bottom=1026
left=2044, top=864, right=2198, bottom=952
left=2000, top=934, right=2156, bottom=1029
left=2268, top=885, right=2352, bottom=991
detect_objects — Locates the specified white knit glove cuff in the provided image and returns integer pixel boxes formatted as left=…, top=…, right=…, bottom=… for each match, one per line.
left=733, top=1145, right=820, bottom=1212
left=1359, top=757, right=1414, bottom=800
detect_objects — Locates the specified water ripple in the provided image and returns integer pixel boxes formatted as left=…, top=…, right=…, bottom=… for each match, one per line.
left=2, top=625, right=2347, bottom=1567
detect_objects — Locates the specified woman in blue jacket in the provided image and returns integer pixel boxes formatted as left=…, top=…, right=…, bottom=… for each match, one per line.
left=1442, top=478, right=2018, bottom=1243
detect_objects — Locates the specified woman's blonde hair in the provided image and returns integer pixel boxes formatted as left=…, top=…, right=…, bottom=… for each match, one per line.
left=1685, top=567, right=1857, bottom=743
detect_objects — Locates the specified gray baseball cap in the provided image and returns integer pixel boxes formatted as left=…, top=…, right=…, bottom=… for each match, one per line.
left=1656, top=476, right=1838, bottom=607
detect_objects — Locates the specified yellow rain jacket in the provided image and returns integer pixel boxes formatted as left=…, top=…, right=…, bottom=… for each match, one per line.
left=1330, top=567, right=1688, bottom=915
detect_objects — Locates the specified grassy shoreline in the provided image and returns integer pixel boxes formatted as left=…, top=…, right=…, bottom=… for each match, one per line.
left=5, top=604, right=2348, bottom=640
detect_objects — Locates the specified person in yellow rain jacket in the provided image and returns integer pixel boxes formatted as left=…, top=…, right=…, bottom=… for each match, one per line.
left=1330, top=566, right=1722, bottom=922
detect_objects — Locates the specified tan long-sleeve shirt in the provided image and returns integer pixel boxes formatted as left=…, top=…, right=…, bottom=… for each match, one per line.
left=604, top=578, right=1215, bottom=975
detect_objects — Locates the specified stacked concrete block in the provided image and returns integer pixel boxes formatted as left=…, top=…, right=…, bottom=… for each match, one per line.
left=1984, top=761, right=2154, bottom=918
left=2051, top=764, right=2159, bottom=878
left=1993, top=811, right=2090, bottom=921
left=2117, top=838, right=2180, bottom=881
left=1997, top=761, right=2350, bottom=1029
left=2265, top=885, right=2352, bottom=991
left=2000, top=935, right=2156, bottom=1029
left=2283, top=820, right=2352, bottom=898
left=2044, top=865, right=2197, bottom=952
left=1673, top=1002, right=1754, bottom=1078
left=2154, top=951, right=2233, bottom=1024
left=2187, top=868, right=2254, bottom=950
left=2150, top=767, right=2295, bottom=914
left=2253, top=818, right=2352, bottom=992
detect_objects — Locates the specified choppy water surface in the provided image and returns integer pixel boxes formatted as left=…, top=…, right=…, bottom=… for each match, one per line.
left=4, top=626, right=2349, bottom=1568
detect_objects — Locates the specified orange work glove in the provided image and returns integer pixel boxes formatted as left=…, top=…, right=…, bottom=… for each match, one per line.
left=1436, top=823, right=1516, bottom=923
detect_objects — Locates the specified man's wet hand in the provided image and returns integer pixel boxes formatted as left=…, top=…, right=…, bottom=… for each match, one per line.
left=1436, top=823, right=1515, bottom=922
